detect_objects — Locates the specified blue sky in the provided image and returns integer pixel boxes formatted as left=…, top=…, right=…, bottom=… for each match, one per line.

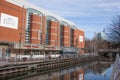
left=27, top=0, right=120, bottom=39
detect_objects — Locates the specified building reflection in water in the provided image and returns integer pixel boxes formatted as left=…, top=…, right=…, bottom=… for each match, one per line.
left=50, top=68, right=84, bottom=80
left=23, top=67, right=85, bottom=80
left=84, top=62, right=112, bottom=80
left=22, top=61, right=112, bottom=80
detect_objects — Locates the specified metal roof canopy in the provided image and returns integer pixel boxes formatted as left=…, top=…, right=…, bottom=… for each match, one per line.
left=6, top=0, right=84, bottom=31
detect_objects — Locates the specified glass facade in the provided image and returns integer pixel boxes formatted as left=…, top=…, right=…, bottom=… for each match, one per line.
left=26, top=8, right=43, bottom=44
left=60, top=21, right=69, bottom=47
left=46, top=16, right=58, bottom=45
left=46, top=20, right=50, bottom=45
left=70, top=28, right=74, bottom=47
left=25, top=13, right=31, bottom=43
left=60, top=25, right=64, bottom=46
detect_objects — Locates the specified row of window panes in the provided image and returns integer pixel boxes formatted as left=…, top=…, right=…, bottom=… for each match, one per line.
left=25, top=36, right=30, bottom=39
left=25, top=35, right=30, bottom=38
left=25, top=41, right=30, bottom=43
left=46, top=23, right=50, bottom=45
left=25, top=31, right=30, bottom=34
left=25, top=13, right=32, bottom=43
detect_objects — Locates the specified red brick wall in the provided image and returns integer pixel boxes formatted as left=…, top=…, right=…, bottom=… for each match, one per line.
left=64, top=73, right=70, bottom=80
left=77, top=29, right=84, bottom=48
left=73, top=29, right=84, bottom=47
left=81, top=30, right=85, bottom=54
left=30, top=14, right=41, bottom=44
left=0, top=1, right=85, bottom=53
left=0, top=0, right=26, bottom=43
left=72, top=29, right=85, bottom=54
left=77, top=29, right=85, bottom=54
left=73, top=29, right=78, bottom=47
left=41, top=16, right=46, bottom=45
left=63, top=25, right=70, bottom=47
left=57, top=22, right=60, bottom=46
left=77, top=69, right=84, bottom=80
left=49, top=21, right=58, bottom=46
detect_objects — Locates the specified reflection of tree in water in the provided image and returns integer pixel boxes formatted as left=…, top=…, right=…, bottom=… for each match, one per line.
left=47, top=67, right=84, bottom=80
left=21, top=61, right=111, bottom=80
left=84, top=61, right=111, bottom=75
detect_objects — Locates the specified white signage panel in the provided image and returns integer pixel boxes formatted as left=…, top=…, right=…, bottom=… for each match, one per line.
left=79, top=74, right=83, bottom=80
left=79, top=36, right=83, bottom=42
left=0, top=13, right=18, bottom=29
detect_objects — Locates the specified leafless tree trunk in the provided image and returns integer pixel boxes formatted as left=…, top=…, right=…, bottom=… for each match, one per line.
left=85, top=37, right=112, bottom=53
left=108, top=15, right=120, bottom=48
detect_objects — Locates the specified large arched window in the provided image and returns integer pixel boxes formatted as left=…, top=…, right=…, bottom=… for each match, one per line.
left=60, top=21, right=69, bottom=47
left=25, top=8, right=43, bottom=43
left=45, top=16, right=58, bottom=45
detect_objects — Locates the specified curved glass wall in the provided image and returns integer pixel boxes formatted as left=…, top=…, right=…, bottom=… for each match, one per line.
left=60, top=21, right=69, bottom=47
left=46, top=16, right=58, bottom=45
left=25, top=8, right=43, bottom=43
left=70, top=27, right=74, bottom=47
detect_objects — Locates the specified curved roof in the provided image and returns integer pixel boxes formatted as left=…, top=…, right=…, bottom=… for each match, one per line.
left=6, top=0, right=84, bottom=31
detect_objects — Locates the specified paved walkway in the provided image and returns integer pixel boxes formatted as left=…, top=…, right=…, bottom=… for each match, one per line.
left=0, top=58, right=60, bottom=68
left=0, top=61, right=9, bottom=67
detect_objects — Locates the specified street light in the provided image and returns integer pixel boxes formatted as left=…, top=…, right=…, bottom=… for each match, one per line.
left=43, top=40, right=45, bottom=60
left=55, top=40, right=57, bottom=59
left=18, top=33, right=22, bottom=61
left=76, top=38, right=78, bottom=54
left=18, top=5, right=24, bottom=61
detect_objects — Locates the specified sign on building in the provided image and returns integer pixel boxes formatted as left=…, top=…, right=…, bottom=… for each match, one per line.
left=79, top=74, right=84, bottom=80
left=0, top=13, right=18, bottom=29
left=79, top=36, right=83, bottom=42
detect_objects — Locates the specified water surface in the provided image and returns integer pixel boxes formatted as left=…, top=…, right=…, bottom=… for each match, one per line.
left=0, top=61, right=113, bottom=80
left=23, top=62, right=113, bottom=80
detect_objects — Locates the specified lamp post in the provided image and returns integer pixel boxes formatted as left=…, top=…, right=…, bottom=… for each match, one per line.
left=19, top=33, right=22, bottom=61
left=76, top=38, right=78, bottom=54
left=18, top=5, right=24, bottom=61
left=43, top=45, right=45, bottom=60
left=55, top=40, right=57, bottom=59
left=43, top=40, right=45, bottom=60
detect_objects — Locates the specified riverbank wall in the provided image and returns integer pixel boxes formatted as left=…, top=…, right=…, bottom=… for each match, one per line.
left=0, top=56, right=98, bottom=75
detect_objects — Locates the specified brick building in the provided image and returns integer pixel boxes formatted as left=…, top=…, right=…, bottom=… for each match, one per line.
left=0, top=0, right=84, bottom=59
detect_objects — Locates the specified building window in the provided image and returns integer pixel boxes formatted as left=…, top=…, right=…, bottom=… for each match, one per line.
left=25, top=13, right=31, bottom=43
left=46, top=20, right=50, bottom=45
left=26, top=8, right=43, bottom=44
left=60, top=25, right=64, bottom=46
left=70, top=28, right=74, bottom=47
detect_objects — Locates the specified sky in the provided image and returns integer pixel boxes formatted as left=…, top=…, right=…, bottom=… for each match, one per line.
left=27, top=0, right=120, bottom=39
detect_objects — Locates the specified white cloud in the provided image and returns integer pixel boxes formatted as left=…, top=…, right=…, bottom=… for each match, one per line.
left=27, top=0, right=120, bottom=17
left=27, top=0, right=120, bottom=39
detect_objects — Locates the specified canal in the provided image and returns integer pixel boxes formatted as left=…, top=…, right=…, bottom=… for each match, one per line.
left=0, top=61, right=113, bottom=80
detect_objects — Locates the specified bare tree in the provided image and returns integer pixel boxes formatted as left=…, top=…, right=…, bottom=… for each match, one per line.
left=108, top=15, right=120, bottom=48
left=85, top=37, right=112, bottom=53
